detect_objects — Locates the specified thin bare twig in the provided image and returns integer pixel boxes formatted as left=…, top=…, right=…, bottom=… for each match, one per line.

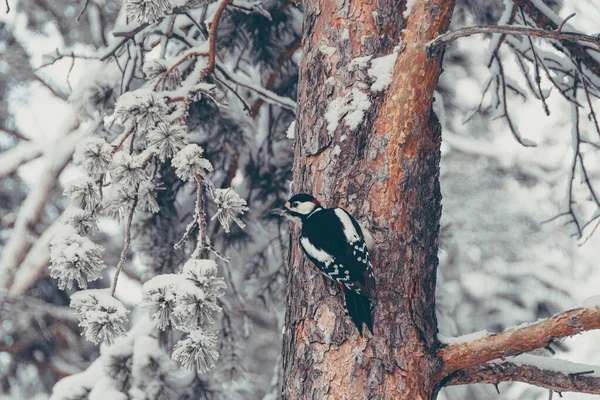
left=556, top=13, right=576, bottom=34
left=191, top=173, right=208, bottom=259
left=493, top=54, right=535, bottom=147
left=519, top=8, right=550, bottom=115
left=579, top=66, right=600, bottom=139
left=37, top=50, right=99, bottom=70
left=428, top=23, right=600, bottom=54
left=34, top=74, right=68, bottom=101
left=249, top=37, right=301, bottom=118
left=76, top=0, right=90, bottom=21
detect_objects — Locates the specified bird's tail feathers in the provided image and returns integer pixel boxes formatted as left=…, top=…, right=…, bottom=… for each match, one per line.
left=344, top=289, right=374, bottom=336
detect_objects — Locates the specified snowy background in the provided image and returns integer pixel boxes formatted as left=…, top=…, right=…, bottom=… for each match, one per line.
left=1, top=0, right=600, bottom=399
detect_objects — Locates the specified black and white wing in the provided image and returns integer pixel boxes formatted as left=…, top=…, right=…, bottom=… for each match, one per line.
left=299, top=208, right=376, bottom=298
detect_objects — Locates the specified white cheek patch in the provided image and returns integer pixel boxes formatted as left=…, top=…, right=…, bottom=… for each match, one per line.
left=300, top=237, right=334, bottom=265
left=334, top=208, right=361, bottom=243
left=295, top=202, right=316, bottom=215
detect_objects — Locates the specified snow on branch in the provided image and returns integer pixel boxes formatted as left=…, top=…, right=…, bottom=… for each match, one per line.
left=439, top=307, right=600, bottom=377
left=0, top=141, right=43, bottom=178
left=445, top=354, right=600, bottom=395
left=141, top=259, right=227, bottom=372
left=216, top=63, right=297, bottom=112
left=71, top=289, right=129, bottom=345
left=0, top=126, right=84, bottom=290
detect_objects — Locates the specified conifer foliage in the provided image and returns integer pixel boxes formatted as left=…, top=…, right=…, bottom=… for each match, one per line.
left=0, top=0, right=299, bottom=398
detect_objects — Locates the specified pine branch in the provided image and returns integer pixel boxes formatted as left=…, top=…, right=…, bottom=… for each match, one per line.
left=249, top=37, right=301, bottom=118
left=199, top=0, right=232, bottom=81
left=444, top=355, right=600, bottom=395
left=439, top=307, right=600, bottom=377
left=216, top=63, right=297, bottom=112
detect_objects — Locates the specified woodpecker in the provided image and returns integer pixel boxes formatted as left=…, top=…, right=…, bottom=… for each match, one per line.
left=275, top=193, right=376, bottom=335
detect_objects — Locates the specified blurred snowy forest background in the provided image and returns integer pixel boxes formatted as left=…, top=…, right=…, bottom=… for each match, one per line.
left=1, top=0, right=600, bottom=399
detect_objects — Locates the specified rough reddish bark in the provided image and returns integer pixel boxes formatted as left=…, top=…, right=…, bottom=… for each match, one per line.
left=282, top=0, right=454, bottom=398
left=445, top=359, right=600, bottom=395
left=281, top=0, right=600, bottom=397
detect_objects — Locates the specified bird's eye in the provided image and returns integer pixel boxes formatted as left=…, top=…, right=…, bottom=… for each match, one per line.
left=292, top=201, right=299, bottom=207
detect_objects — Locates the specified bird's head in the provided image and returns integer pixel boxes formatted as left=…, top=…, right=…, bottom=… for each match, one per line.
left=272, top=193, right=322, bottom=226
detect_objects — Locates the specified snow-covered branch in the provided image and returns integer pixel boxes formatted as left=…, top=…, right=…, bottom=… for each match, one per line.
left=439, top=307, right=600, bottom=377
left=0, top=141, right=44, bottom=178
left=0, top=126, right=83, bottom=289
left=445, top=354, right=600, bottom=395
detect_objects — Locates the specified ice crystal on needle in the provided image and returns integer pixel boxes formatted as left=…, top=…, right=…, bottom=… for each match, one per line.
left=211, top=188, right=249, bottom=233
left=49, top=226, right=106, bottom=290
left=70, top=290, right=129, bottom=345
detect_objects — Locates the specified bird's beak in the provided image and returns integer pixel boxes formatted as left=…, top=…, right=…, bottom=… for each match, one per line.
left=271, top=206, right=288, bottom=216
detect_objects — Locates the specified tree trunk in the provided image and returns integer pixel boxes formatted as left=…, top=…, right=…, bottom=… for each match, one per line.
left=282, top=0, right=454, bottom=398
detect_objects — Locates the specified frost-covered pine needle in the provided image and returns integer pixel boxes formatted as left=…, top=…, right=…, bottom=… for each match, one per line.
left=70, top=290, right=129, bottom=345
left=173, top=280, right=222, bottom=330
left=141, top=274, right=183, bottom=330
left=172, top=329, right=219, bottom=373
left=137, top=180, right=162, bottom=214
left=125, top=0, right=172, bottom=24
left=183, top=259, right=227, bottom=298
left=211, top=188, right=249, bottom=233
left=113, top=90, right=168, bottom=132
left=62, top=206, right=99, bottom=236
left=111, top=153, right=147, bottom=187
left=64, top=178, right=102, bottom=212
left=105, top=185, right=137, bottom=221
left=148, top=124, right=187, bottom=161
left=49, top=225, right=107, bottom=290
left=74, top=137, right=114, bottom=176
left=102, top=338, right=134, bottom=392
left=143, top=59, right=181, bottom=91
left=172, top=144, right=213, bottom=182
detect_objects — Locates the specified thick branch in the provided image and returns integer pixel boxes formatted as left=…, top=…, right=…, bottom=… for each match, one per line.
left=428, top=24, right=600, bottom=54
left=439, top=307, right=600, bottom=376
left=0, top=126, right=82, bottom=289
left=8, top=218, right=62, bottom=296
left=445, top=355, right=600, bottom=395
left=0, top=141, right=43, bottom=178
